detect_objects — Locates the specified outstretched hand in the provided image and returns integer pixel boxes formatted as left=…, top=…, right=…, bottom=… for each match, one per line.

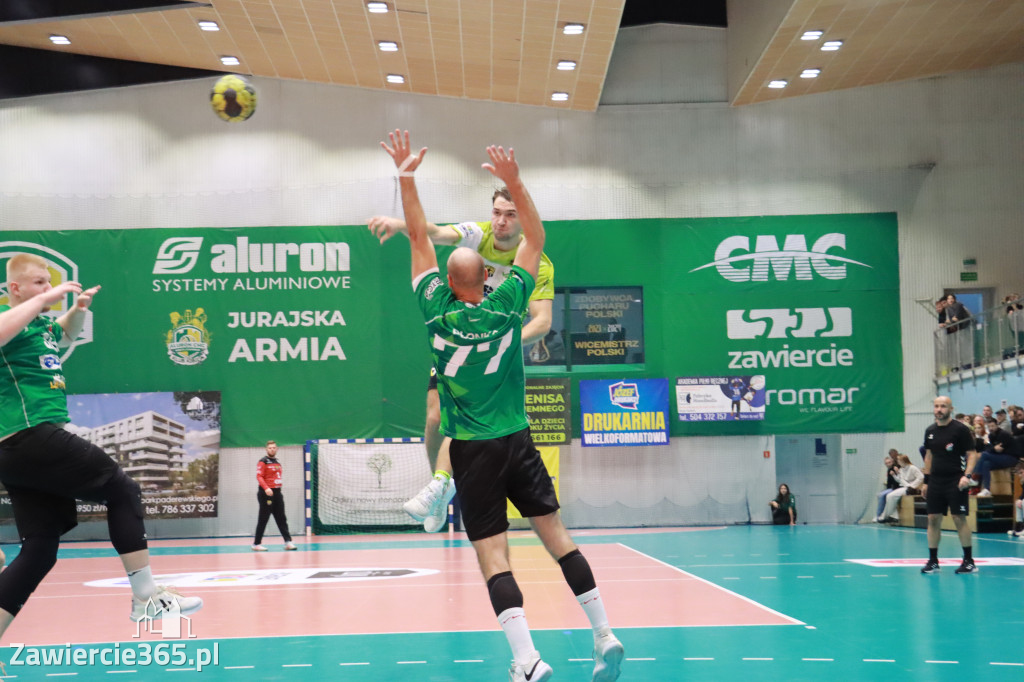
left=381, top=129, right=427, bottom=175
left=367, top=215, right=401, bottom=244
left=74, top=285, right=101, bottom=311
left=39, top=281, right=82, bottom=308
left=482, top=145, right=519, bottom=184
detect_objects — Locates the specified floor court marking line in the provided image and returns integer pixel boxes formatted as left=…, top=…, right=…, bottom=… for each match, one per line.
left=864, top=659, right=895, bottom=663
left=991, top=662, right=1024, bottom=666
left=616, top=543, right=805, bottom=626
left=338, top=662, right=370, bottom=666
left=684, top=657, right=714, bottom=661
left=742, top=657, right=773, bottom=661
left=626, top=658, right=655, bottom=661
left=802, top=658, right=833, bottom=661
left=281, top=664, right=312, bottom=667
left=396, top=661, right=427, bottom=664
left=454, top=660, right=483, bottom=663
left=926, top=660, right=958, bottom=664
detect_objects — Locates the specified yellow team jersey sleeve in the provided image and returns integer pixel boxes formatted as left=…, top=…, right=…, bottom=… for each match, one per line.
left=449, top=220, right=554, bottom=303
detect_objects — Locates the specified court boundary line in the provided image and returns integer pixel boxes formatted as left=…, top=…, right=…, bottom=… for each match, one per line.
left=614, top=542, right=805, bottom=626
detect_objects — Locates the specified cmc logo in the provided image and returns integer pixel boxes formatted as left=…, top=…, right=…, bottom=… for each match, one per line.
left=727, top=307, right=852, bottom=339
left=690, top=234, right=870, bottom=282
left=154, top=237, right=204, bottom=274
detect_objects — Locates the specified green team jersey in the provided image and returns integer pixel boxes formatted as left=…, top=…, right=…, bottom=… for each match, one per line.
left=415, top=265, right=535, bottom=440
left=448, top=221, right=554, bottom=307
left=0, top=305, right=69, bottom=438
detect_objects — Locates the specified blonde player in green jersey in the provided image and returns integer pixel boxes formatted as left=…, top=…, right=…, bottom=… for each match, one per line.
left=369, top=190, right=554, bottom=533
left=380, top=130, right=622, bottom=682
left=0, top=254, right=202, bottom=639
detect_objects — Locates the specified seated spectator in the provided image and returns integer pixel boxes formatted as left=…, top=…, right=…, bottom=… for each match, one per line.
left=770, top=484, right=797, bottom=526
left=996, top=408, right=1011, bottom=433
left=874, top=451, right=901, bottom=522
left=972, top=414, right=989, bottom=452
left=973, top=417, right=1020, bottom=497
left=1008, top=466, right=1024, bottom=538
left=879, top=454, right=924, bottom=522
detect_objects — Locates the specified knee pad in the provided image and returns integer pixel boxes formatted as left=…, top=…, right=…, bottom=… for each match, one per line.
left=0, top=535, right=60, bottom=615
left=486, top=571, right=523, bottom=616
left=558, top=549, right=597, bottom=596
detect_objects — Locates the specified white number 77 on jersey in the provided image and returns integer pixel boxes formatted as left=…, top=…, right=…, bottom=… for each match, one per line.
left=434, top=328, right=515, bottom=377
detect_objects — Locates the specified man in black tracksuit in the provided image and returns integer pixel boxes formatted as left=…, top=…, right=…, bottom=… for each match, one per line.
left=920, top=396, right=979, bottom=574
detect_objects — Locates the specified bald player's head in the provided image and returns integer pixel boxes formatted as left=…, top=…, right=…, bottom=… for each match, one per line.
left=933, top=395, right=953, bottom=424
left=446, top=247, right=486, bottom=302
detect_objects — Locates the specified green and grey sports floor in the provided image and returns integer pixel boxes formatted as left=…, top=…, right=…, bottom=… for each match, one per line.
left=2, top=524, right=1022, bottom=681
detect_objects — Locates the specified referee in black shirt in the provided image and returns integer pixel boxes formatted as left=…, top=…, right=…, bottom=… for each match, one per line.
left=921, top=396, right=979, bottom=574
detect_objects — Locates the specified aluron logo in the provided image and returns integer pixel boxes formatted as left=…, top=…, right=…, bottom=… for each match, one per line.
left=727, top=307, right=852, bottom=339
left=154, top=237, right=204, bottom=275
left=153, top=236, right=351, bottom=275
left=690, top=233, right=870, bottom=282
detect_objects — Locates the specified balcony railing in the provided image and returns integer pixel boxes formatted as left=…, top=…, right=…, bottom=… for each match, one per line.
left=934, top=301, right=1024, bottom=377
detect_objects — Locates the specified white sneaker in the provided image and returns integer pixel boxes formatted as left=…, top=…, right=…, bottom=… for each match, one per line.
left=251, top=544, right=268, bottom=551
left=976, top=489, right=993, bottom=498
left=592, top=628, right=624, bottom=682
left=284, top=541, right=297, bottom=550
left=508, top=652, right=552, bottom=682
left=130, top=586, right=203, bottom=622
left=423, top=478, right=457, bottom=533
left=403, top=477, right=447, bottom=522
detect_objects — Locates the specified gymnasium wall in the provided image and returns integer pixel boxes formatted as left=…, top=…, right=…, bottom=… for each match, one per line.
left=1, top=25, right=1022, bottom=534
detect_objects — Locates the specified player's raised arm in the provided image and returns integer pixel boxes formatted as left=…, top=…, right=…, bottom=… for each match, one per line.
left=482, top=146, right=544, bottom=280
left=380, top=130, right=436, bottom=279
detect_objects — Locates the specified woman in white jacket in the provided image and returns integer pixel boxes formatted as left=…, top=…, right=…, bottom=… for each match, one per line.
left=879, top=454, right=925, bottom=522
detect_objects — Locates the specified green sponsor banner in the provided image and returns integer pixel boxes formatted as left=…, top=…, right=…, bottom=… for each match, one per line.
left=525, top=378, right=571, bottom=444
left=663, top=213, right=903, bottom=434
left=0, top=228, right=430, bottom=447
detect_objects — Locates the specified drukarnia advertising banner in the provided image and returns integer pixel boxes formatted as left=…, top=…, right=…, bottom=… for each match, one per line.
left=663, top=213, right=903, bottom=434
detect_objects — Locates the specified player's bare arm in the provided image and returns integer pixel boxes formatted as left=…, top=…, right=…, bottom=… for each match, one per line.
left=57, top=285, right=101, bottom=341
left=367, top=216, right=461, bottom=246
left=380, top=130, right=436, bottom=279
left=482, top=146, right=544, bottom=279
left=522, top=298, right=553, bottom=346
left=0, top=282, right=83, bottom=348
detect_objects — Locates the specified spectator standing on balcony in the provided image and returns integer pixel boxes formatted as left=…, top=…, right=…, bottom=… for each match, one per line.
left=939, top=294, right=970, bottom=331
left=972, top=418, right=1020, bottom=498
left=252, top=440, right=297, bottom=551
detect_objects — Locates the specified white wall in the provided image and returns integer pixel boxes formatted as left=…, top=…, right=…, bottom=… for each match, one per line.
left=2, top=25, right=1021, bottom=533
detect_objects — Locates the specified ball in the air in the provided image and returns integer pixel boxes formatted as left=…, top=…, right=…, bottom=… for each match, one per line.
left=210, top=75, right=257, bottom=122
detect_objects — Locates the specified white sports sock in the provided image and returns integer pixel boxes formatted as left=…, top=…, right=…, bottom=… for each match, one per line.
left=497, top=607, right=535, bottom=664
left=127, top=566, right=157, bottom=600
left=576, top=587, right=610, bottom=634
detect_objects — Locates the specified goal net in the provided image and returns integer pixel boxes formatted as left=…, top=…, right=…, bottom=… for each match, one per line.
left=306, top=438, right=431, bottom=534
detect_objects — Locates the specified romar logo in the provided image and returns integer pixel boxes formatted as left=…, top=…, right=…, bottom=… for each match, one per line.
left=608, top=381, right=640, bottom=410
left=727, top=307, right=853, bottom=339
left=690, top=233, right=870, bottom=282
left=166, top=309, right=211, bottom=366
left=0, top=241, right=92, bottom=360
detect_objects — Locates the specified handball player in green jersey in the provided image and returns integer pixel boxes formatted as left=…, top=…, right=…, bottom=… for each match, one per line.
left=0, top=253, right=201, bottom=639
left=369, top=187, right=555, bottom=533
left=380, top=130, right=623, bottom=682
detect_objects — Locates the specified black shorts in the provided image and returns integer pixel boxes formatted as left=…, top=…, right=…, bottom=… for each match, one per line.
left=427, top=366, right=438, bottom=392
left=0, top=423, right=120, bottom=538
left=926, top=477, right=969, bottom=516
left=449, top=428, right=559, bottom=542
